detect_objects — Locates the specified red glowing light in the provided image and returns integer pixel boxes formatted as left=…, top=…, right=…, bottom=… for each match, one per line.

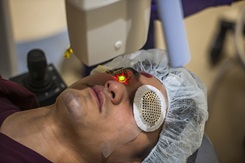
left=113, top=70, right=130, bottom=84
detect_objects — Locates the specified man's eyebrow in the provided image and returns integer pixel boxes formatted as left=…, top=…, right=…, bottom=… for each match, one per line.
left=105, top=67, right=141, bottom=81
left=124, top=67, right=140, bottom=80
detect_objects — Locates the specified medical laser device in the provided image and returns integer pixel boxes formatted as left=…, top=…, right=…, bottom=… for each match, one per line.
left=65, top=0, right=190, bottom=68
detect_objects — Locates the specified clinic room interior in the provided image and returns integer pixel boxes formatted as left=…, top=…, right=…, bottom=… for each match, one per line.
left=1, top=1, right=245, bottom=162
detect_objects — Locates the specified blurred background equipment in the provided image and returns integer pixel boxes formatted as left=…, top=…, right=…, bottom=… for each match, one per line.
left=0, top=0, right=17, bottom=78
left=206, top=3, right=245, bottom=163
left=10, top=49, right=67, bottom=107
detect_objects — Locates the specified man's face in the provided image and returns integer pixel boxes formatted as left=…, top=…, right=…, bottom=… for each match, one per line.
left=56, top=68, right=167, bottom=161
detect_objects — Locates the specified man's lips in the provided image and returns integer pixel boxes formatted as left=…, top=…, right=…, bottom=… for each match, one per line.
left=91, top=85, right=104, bottom=111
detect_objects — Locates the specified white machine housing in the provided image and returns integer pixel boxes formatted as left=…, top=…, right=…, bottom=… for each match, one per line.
left=65, top=0, right=151, bottom=66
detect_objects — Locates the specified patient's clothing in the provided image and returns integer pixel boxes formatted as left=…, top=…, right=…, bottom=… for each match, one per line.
left=0, top=77, right=51, bottom=162
left=0, top=134, right=51, bottom=163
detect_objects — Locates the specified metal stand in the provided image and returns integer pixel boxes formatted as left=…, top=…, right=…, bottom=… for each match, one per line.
left=0, top=0, right=18, bottom=78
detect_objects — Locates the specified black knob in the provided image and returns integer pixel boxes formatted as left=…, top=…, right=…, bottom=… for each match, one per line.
left=24, top=49, right=52, bottom=92
left=27, top=49, right=47, bottom=81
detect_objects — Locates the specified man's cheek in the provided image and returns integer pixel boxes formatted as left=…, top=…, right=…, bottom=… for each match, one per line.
left=110, top=107, right=134, bottom=124
left=61, top=90, right=88, bottom=124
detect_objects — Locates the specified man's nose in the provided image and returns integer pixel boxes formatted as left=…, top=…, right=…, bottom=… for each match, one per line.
left=105, top=80, right=134, bottom=105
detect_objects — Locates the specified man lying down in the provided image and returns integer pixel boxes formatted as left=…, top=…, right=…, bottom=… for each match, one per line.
left=0, top=49, right=208, bottom=162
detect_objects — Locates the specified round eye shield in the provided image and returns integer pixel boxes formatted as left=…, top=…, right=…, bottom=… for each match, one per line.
left=133, top=85, right=167, bottom=132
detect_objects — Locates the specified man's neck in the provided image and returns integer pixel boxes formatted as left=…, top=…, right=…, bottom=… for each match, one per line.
left=0, top=105, right=102, bottom=162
